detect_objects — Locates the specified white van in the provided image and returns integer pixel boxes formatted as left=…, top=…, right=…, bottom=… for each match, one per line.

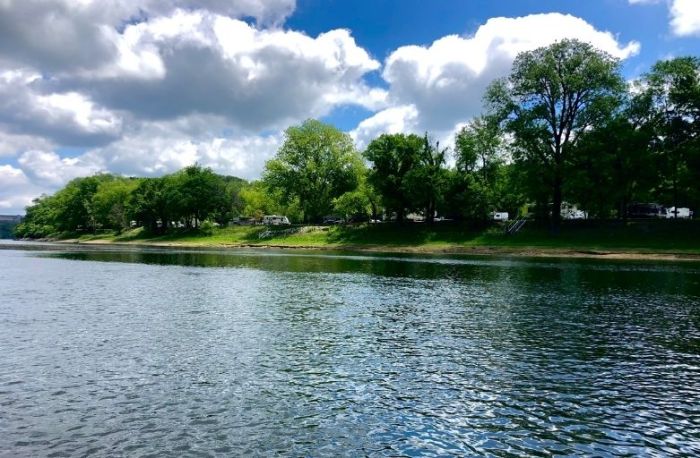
left=262, top=215, right=291, bottom=226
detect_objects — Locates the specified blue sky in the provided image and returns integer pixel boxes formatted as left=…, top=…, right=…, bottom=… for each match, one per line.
left=289, top=0, right=700, bottom=130
left=0, top=0, right=698, bottom=214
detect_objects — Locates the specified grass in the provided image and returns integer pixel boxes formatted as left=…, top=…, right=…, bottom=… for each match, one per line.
left=61, top=220, right=700, bottom=256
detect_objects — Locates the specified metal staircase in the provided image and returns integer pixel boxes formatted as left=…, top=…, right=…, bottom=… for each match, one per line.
left=505, top=217, right=527, bottom=235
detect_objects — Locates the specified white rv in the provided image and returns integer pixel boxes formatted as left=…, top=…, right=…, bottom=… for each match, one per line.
left=663, top=207, right=693, bottom=219
left=492, top=212, right=509, bottom=221
left=262, top=215, right=291, bottom=226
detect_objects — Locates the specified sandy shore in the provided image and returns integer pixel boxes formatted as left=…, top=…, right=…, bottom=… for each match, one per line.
left=24, top=238, right=698, bottom=262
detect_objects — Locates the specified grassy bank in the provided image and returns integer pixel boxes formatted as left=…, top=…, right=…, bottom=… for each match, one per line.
left=54, top=220, right=700, bottom=259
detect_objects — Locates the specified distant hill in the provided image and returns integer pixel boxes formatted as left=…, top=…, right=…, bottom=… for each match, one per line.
left=0, top=215, right=22, bottom=239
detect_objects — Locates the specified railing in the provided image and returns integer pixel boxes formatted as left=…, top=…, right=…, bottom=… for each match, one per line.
left=504, top=217, right=527, bottom=235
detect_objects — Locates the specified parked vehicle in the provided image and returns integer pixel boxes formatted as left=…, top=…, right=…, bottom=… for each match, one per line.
left=562, top=209, right=587, bottom=220
left=492, top=212, right=509, bottom=221
left=262, top=215, right=290, bottom=226
left=627, top=203, right=665, bottom=218
left=322, top=215, right=344, bottom=225
left=662, top=207, right=693, bottom=219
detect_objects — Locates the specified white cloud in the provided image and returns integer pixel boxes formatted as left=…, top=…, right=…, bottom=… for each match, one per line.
left=0, top=164, right=50, bottom=214
left=0, top=131, right=53, bottom=157
left=89, top=118, right=282, bottom=179
left=350, top=105, right=419, bottom=149
left=670, top=0, right=700, bottom=36
left=379, top=13, right=640, bottom=137
left=0, top=68, right=123, bottom=145
left=17, top=150, right=103, bottom=187
left=629, top=0, right=700, bottom=36
left=73, top=11, right=385, bottom=131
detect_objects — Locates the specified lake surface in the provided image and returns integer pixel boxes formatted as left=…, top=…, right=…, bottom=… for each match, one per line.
left=1, top=242, right=700, bottom=456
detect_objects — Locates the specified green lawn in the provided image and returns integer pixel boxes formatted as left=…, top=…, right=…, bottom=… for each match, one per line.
left=65, top=220, right=700, bottom=254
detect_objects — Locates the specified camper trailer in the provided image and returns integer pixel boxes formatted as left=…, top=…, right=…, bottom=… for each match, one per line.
left=662, top=207, right=693, bottom=219
left=492, top=212, right=509, bottom=221
left=262, top=215, right=291, bottom=226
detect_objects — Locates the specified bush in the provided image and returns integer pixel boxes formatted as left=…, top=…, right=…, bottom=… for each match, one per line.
left=200, top=220, right=216, bottom=235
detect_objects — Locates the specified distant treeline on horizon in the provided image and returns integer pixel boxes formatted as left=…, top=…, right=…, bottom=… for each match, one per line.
left=15, top=39, right=700, bottom=238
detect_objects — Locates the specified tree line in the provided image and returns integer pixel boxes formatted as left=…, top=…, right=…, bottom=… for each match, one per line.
left=15, top=39, right=700, bottom=238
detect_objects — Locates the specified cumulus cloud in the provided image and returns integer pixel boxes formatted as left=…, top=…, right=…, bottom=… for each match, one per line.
left=377, top=13, right=640, bottom=138
left=70, top=11, right=384, bottom=131
left=629, top=0, right=700, bottom=36
left=0, top=68, right=123, bottom=146
left=17, top=150, right=104, bottom=188
left=670, top=0, right=700, bottom=36
left=88, top=117, right=282, bottom=179
left=0, top=164, right=52, bottom=213
left=0, top=0, right=296, bottom=73
left=350, top=105, right=419, bottom=149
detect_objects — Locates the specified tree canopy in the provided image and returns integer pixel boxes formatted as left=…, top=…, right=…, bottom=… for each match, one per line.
left=487, top=39, right=625, bottom=228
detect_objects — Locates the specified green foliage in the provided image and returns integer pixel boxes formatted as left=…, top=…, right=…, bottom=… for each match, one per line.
left=264, top=119, right=364, bottom=222
left=487, top=39, right=625, bottom=226
left=636, top=56, right=700, bottom=213
left=363, top=133, right=425, bottom=221
left=199, top=219, right=216, bottom=235
left=452, top=116, right=519, bottom=220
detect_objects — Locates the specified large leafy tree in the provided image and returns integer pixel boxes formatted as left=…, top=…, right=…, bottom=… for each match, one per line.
left=363, top=133, right=424, bottom=222
left=406, top=136, right=449, bottom=223
left=453, top=116, right=506, bottom=220
left=166, top=165, right=227, bottom=228
left=635, top=57, right=700, bottom=215
left=487, top=39, right=625, bottom=228
left=264, top=119, right=363, bottom=222
left=92, top=178, right=139, bottom=232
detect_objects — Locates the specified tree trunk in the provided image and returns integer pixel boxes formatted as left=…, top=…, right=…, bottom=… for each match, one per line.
left=552, top=172, right=563, bottom=233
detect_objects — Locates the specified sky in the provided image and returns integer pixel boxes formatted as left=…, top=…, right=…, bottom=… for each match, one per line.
left=1, top=0, right=699, bottom=214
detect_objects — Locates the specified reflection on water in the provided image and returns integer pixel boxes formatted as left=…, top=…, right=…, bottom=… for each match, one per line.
left=1, top=245, right=699, bottom=456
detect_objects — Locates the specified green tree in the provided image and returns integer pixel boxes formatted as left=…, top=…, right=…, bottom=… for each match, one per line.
left=487, top=39, right=625, bottom=228
left=130, top=177, right=171, bottom=233
left=454, top=116, right=506, bottom=220
left=166, top=165, right=227, bottom=228
left=567, top=112, right=655, bottom=219
left=92, top=178, right=139, bottom=232
left=363, top=133, right=424, bottom=222
left=636, top=57, right=700, bottom=215
left=405, top=136, right=449, bottom=223
left=264, top=120, right=363, bottom=222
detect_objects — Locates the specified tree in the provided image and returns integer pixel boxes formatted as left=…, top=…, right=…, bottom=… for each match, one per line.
left=364, top=133, right=424, bottom=222
left=264, top=120, right=363, bottom=222
left=567, top=112, right=655, bottom=219
left=166, top=165, right=227, bottom=228
left=405, top=135, right=449, bottom=223
left=454, top=116, right=506, bottom=220
left=636, top=57, right=700, bottom=215
left=92, top=178, right=139, bottom=232
left=487, top=39, right=625, bottom=229
left=130, top=177, right=171, bottom=233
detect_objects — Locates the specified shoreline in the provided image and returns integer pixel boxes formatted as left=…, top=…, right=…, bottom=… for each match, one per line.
left=8, top=238, right=700, bottom=262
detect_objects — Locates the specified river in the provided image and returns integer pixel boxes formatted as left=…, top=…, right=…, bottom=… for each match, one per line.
left=1, top=242, right=699, bottom=456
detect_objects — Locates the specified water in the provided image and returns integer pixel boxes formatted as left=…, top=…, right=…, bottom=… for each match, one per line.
left=1, top=243, right=700, bottom=456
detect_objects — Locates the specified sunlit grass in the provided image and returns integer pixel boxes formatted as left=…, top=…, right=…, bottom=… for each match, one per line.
left=66, top=221, right=700, bottom=254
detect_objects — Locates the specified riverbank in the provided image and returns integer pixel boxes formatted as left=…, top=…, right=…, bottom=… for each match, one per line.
left=26, top=221, right=700, bottom=262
